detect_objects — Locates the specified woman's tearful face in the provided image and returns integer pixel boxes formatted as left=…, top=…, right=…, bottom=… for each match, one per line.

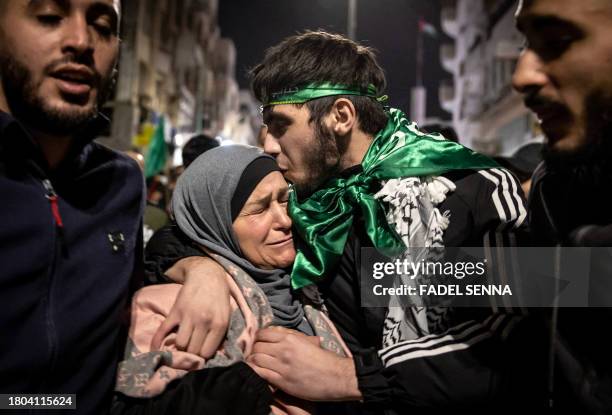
left=233, top=171, right=296, bottom=270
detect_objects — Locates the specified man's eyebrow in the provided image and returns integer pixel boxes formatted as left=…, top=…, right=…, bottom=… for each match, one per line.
left=516, top=14, right=581, bottom=34
left=89, top=2, right=120, bottom=28
left=27, top=0, right=119, bottom=24
left=28, top=0, right=69, bottom=12
left=263, top=109, right=291, bottom=125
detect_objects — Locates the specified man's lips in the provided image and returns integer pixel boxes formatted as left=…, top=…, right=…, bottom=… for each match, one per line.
left=528, top=107, right=572, bottom=144
left=50, top=65, right=95, bottom=95
left=524, top=96, right=569, bottom=123
left=530, top=106, right=563, bottom=124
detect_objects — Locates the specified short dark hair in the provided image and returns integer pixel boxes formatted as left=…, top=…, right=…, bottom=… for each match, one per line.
left=182, top=134, right=219, bottom=168
left=250, top=31, right=388, bottom=135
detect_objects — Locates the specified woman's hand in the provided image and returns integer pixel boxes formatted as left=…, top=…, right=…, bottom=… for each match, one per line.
left=151, top=256, right=231, bottom=358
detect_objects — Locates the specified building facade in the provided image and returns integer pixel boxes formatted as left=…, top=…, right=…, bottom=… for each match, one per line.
left=98, top=0, right=252, bottom=153
left=439, top=0, right=542, bottom=154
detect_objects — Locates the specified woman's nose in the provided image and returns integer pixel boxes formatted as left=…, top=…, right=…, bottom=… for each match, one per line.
left=273, top=203, right=292, bottom=229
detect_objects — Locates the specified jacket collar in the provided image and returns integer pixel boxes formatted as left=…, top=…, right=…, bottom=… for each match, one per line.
left=0, top=110, right=110, bottom=173
left=529, top=160, right=612, bottom=244
left=528, top=163, right=562, bottom=244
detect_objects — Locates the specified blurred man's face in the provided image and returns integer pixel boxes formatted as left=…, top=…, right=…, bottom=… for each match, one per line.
left=513, top=0, right=612, bottom=163
left=0, top=0, right=120, bottom=135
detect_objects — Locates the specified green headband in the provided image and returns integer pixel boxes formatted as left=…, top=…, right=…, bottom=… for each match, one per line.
left=263, top=82, right=388, bottom=107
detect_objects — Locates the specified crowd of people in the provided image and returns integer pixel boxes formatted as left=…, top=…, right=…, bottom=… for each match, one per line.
left=1, top=0, right=611, bottom=413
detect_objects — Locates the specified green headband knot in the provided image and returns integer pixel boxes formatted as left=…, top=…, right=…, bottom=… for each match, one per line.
left=263, top=82, right=387, bottom=107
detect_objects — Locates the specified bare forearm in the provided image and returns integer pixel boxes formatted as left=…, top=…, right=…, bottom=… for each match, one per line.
left=164, top=256, right=223, bottom=284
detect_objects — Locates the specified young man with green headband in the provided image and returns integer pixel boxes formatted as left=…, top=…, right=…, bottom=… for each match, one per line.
left=147, top=31, right=536, bottom=413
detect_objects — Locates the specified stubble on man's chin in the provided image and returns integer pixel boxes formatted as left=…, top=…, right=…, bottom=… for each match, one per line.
left=543, top=89, right=612, bottom=189
left=0, top=51, right=112, bottom=137
left=293, top=122, right=344, bottom=199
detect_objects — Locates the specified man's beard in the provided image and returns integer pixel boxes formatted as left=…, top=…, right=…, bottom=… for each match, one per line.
left=293, top=121, right=346, bottom=199
left=0, top=51, right=113, bottom=136
left=543, top=88, right=612, bottom=188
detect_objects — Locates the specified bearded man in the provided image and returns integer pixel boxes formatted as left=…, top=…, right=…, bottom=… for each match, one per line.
left=0, top=1, right=144, bottom=413
left=513, top=0, right=612, bottom=411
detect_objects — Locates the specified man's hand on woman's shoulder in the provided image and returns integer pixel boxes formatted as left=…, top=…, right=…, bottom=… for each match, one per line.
left=151, top=256, right=231, bottom=358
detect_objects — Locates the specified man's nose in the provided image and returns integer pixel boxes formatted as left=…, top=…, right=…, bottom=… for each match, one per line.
left=263, top=133, right=281, bottom=157
left=61, top=15, right=94, bottom=56
left=512, top=49, right=548, bottom=95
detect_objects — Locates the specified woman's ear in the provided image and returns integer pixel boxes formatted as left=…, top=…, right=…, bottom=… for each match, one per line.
left=329, top=98, right=357, bottom=136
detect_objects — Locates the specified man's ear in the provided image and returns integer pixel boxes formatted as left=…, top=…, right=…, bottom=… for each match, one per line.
left=328, top=98, right=357, bottom=136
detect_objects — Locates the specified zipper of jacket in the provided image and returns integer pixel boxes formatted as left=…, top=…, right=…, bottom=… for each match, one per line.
left=40, top=178, right=64, bottom=389
left=547, top=243, right=561, bottom=410
left=43, top=179, right=64, bottom=229
left=536, top=178, right=561, bottom=410
left=14, top=133, right=70, bottom=395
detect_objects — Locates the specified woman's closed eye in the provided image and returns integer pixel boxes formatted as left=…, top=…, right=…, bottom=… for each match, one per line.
left=243, top=198, right=272, bottom=215
left=250, top=207, right=267, bottom=215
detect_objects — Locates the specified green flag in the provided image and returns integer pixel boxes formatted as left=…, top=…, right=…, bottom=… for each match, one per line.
left=145, top=116, right=167, bottom=178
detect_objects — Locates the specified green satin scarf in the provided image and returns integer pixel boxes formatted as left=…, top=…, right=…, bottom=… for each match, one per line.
left=289, top=107, right=499, bottom=289
left=264, top=82, right=385, bottom=107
